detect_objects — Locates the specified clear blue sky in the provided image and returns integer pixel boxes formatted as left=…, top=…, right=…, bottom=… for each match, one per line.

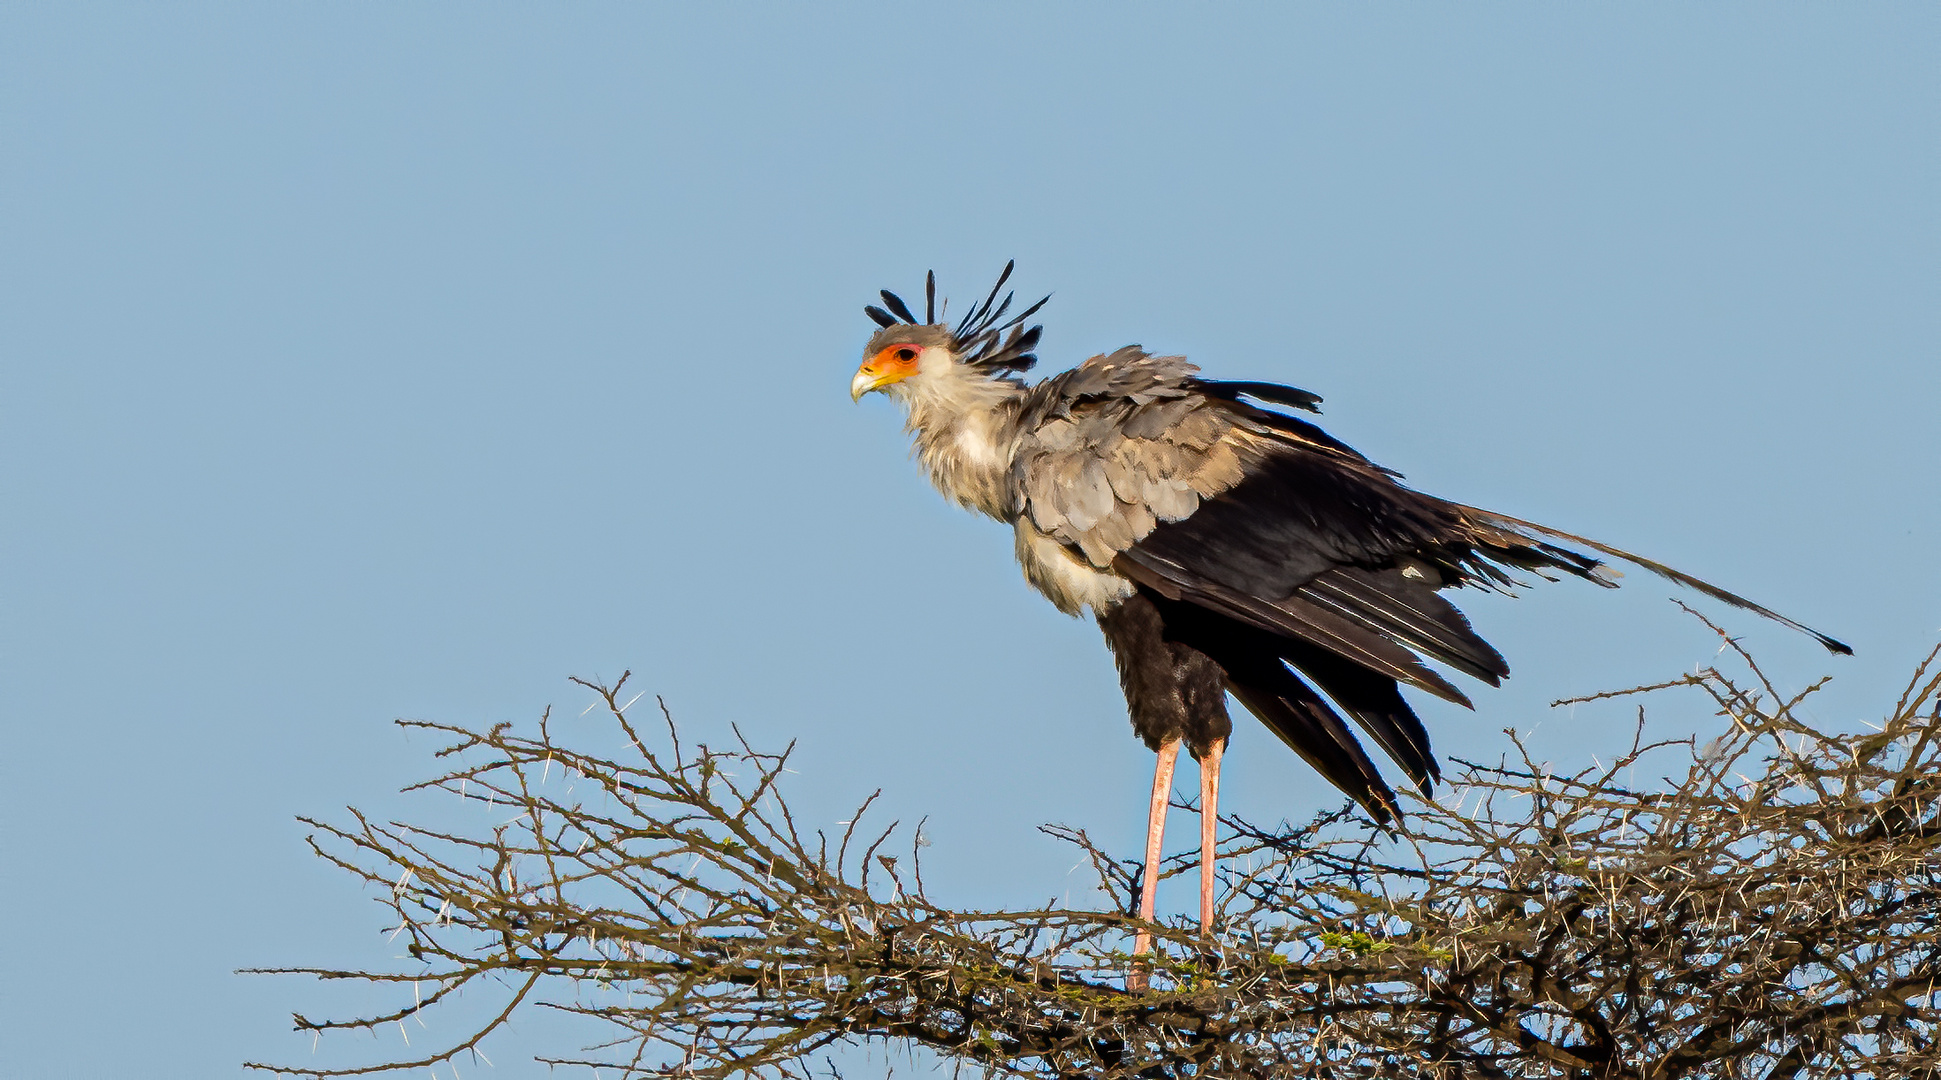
left=2, top=5, right=1934, bottom=1075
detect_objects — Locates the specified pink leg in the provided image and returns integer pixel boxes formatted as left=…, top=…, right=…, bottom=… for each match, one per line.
left=1198, top=738, right=1226, bottom=938
left=1132, top=738, right=1181, bottom=967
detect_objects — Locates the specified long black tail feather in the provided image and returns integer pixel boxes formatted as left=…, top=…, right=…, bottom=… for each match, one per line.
left=1467, top=507, right=1853, bottom=656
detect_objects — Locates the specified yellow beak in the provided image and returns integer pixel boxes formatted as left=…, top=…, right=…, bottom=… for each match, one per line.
left=850, top=364, right=897, bottom=402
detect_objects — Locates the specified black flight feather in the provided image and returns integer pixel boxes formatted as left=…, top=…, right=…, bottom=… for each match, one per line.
left=1113, top=548, right=1474, bottom=708
left=925, top=271, right=936, bottom=323
left=864, top=305, right=898, bottom=329
left=1300, top=567, right=1509, bottom=685
left=1223, top=660, right=1400, bottom=823
left=1199, top=380, right=1325, bottom=414
left=1282, top=638, right=1440, bottom=795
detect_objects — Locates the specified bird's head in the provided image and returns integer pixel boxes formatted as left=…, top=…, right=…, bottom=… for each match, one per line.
left=851, top=324, right=957, bottom=402
left=850, top=261, right=1048, bottom=403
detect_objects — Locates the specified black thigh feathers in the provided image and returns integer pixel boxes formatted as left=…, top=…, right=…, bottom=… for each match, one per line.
left=1096, top=593, right=1232, bottom=758
left=1114, top=588, right=1430, bottom=823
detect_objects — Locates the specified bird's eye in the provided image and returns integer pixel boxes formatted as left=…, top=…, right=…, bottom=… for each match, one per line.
left=895, top=348, right=918, bottom=363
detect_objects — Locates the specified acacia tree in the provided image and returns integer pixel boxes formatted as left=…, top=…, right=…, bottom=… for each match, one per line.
left=247, top=619, right=1941, bottom=1079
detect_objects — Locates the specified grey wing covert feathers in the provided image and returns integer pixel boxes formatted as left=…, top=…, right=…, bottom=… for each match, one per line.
left=1012, top=348, right=1254, bottom=569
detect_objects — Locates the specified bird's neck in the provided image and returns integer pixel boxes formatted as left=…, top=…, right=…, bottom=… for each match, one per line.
left=900, top=367, right=1024, bottom=521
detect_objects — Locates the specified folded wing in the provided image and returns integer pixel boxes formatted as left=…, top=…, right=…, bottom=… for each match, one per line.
left=1012, top=347, right=1847, bottom=816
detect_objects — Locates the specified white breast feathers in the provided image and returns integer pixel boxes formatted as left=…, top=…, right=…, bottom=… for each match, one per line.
left=1013, top=519, right=1135, bottom=615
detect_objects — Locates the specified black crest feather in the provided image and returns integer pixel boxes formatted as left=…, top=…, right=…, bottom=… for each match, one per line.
left=863, top=261, right=1050, bottom=376
left=879, top=290, right=917, bottom=325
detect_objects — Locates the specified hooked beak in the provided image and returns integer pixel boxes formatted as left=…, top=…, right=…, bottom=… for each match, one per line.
left=851, top=355, right=915, bottom=402
left=850, top=366, right=888, bottom=402
left=852, top=345, right=921, bottom=402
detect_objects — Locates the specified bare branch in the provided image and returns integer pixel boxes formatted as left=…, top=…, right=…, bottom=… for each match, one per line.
left=249, top=630, right=1941, bottom=1078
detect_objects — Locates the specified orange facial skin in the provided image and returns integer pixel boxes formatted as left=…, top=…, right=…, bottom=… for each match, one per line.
left=851, top=344, right=922, bottom=400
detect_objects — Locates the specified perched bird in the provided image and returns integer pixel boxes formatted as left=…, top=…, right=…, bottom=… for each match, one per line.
left=850, top=263, right=1847, bottom=955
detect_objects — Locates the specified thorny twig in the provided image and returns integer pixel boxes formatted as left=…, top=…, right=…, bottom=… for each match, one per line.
left=248, top=634, right=1941, bottom=1079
